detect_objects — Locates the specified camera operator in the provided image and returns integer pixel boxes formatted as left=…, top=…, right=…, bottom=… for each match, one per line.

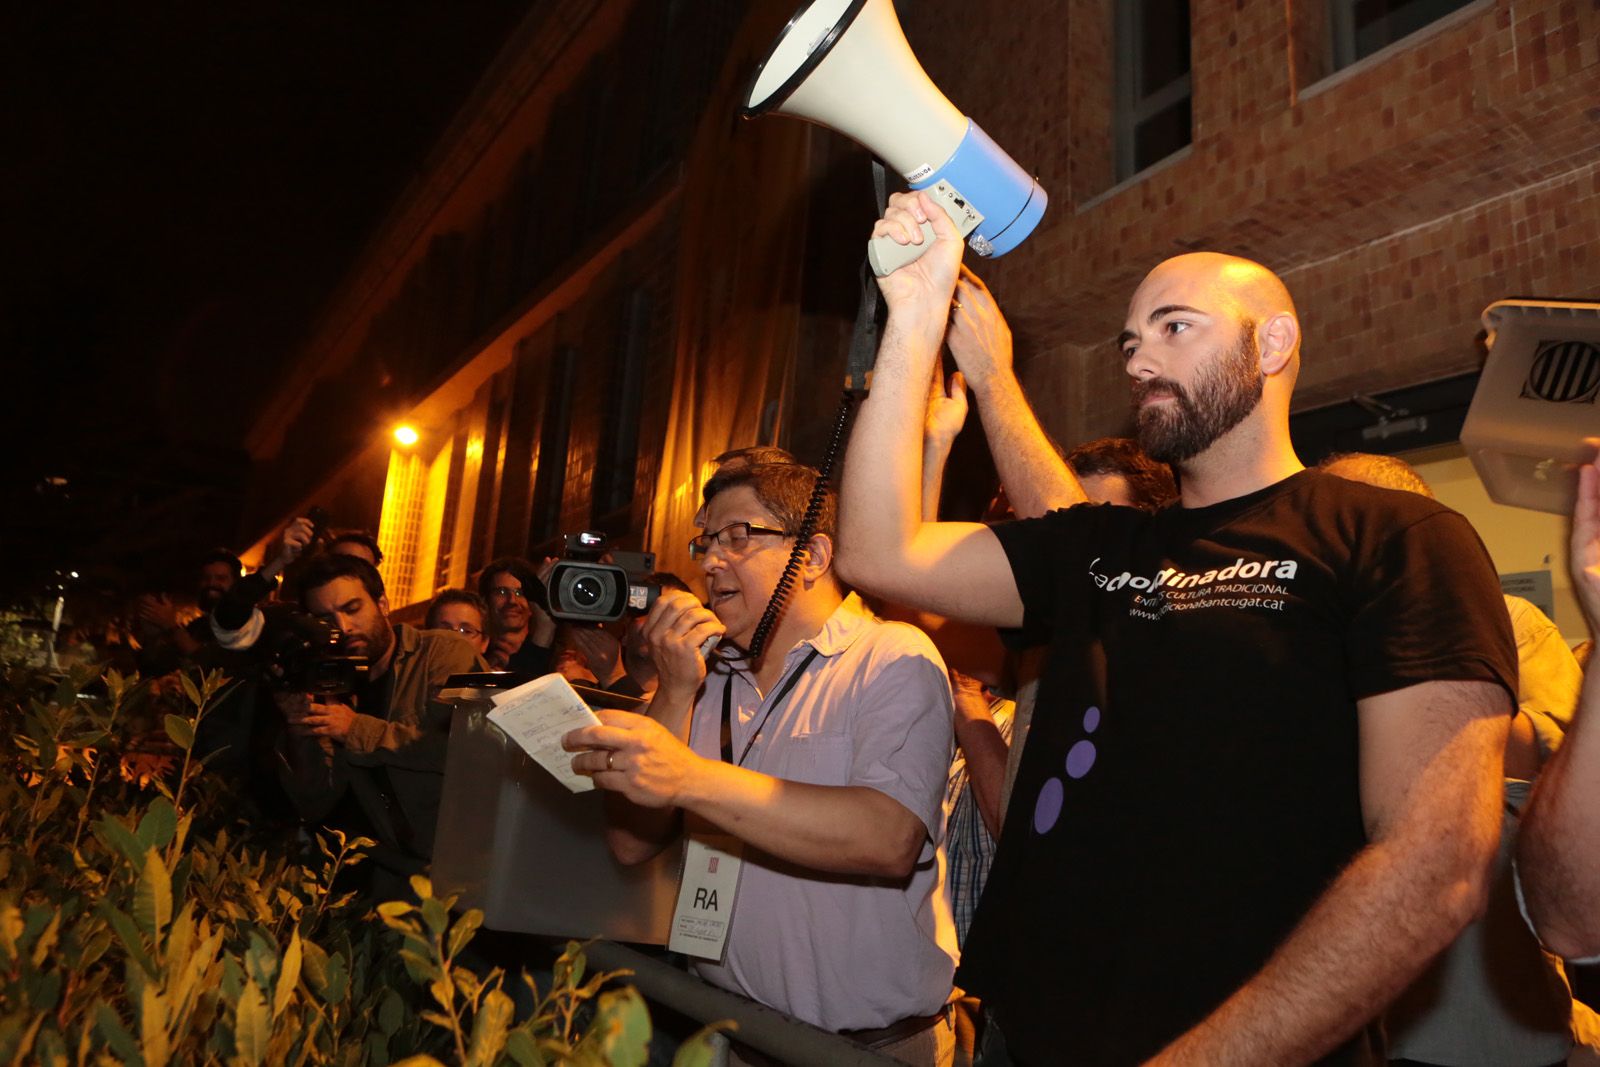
left=553, top=573, right=692, bottom=699
left=477, top=556, right=556, bottom=674
left=276, top=554, right=486, bottom=879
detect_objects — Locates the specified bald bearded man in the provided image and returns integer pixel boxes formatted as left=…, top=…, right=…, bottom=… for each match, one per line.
left=836, top=193, right=1517, bottom=1066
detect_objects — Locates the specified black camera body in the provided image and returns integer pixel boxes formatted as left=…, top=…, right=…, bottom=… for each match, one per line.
left=257, top=604, right=370, bottom=696
left=543, top=532, right=658, bottom=623
left=209, top=573, right=368, bottom=696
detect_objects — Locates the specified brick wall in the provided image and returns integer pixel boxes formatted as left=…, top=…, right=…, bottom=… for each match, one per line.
left=249, top=0, right=1599, bottom=573
left=880, top=0, right=1600, bottom=449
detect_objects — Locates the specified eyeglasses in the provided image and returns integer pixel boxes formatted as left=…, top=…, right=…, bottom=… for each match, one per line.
left=487, top=586, right=527, bottom=601
left=443, top=623, right=482, bottom=638
left=688, top=521, right=789, bottom=560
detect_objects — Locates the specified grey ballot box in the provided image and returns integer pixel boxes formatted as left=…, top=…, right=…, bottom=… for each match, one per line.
left=431, top=681, right=682, bottom=943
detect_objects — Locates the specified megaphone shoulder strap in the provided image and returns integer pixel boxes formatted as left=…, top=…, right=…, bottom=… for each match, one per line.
left=844, top=161, right=889, bottom=395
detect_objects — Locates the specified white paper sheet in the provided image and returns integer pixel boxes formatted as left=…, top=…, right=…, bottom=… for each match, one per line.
left=485, top=673, right=603, bottom=793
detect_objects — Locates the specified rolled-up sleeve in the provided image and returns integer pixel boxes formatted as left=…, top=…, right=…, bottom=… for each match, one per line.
left=847, top=630, right=955, bottom=841
left=991, top=504, right=1130, bottom=647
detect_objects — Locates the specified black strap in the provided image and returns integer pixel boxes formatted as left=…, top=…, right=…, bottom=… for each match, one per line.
left=844, top=160, right=890, bottom=395
left=719, top=648, right=822, bottom=767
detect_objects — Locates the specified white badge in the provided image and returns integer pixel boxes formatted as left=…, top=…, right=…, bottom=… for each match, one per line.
left=669, top=832, right=744, bottom=962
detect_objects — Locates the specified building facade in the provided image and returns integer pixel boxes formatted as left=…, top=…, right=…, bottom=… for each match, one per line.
left=241, top=0, right=1600, bottom=613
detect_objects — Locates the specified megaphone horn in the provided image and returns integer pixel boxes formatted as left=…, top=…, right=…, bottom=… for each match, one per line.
left=744, top=0, right=1047, bottom=276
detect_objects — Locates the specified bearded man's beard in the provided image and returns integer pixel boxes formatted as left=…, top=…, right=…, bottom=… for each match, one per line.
left=1133, top=322, right=1263, bottom=465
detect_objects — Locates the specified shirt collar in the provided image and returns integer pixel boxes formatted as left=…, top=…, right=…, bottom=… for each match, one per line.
left=801, top=591, right=875, bottom=658
left=720, top=592, right=875, bottom=683
left=391, top=621, right=421, bottom=663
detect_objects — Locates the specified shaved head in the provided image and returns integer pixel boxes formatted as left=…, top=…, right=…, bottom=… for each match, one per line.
left=1119, top=252, right=1304, bottom=471
left=1136, top=252, right=1298, bottom=344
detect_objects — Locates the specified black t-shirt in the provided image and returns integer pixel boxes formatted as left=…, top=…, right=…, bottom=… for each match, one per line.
left=960, top=470, right=1516, bottom=1066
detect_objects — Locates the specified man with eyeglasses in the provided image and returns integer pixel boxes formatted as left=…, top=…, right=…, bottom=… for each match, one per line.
left=564, top=461, right=960, bottom=1065
left=424, top=588, right=490, bottom=656
left=477, top=557, right=556, bottom=675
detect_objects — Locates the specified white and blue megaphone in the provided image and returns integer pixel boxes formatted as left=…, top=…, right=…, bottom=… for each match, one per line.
left=743, top=0, right=1048, bottom=276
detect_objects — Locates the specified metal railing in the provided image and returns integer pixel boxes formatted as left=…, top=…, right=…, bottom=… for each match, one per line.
left=584, top=941, right=903, bottom=1067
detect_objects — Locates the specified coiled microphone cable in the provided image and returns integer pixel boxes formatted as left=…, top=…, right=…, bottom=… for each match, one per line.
left=746, top=162, right=886, bottom=666
left=746, top=392, right=857, bottom=665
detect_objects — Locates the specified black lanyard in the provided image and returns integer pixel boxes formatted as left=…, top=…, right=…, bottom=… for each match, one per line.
left=720, top=648, right=821, bottom=767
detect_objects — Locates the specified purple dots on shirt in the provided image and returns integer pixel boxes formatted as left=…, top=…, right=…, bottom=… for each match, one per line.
left=1033, top=777, right=1064, bottom=834
left=1033, top=705, right=1105, bottom=835
left=1065, top=739, right=1097, bottom=779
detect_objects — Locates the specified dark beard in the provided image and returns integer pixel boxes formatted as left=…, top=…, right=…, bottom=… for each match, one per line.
left=1133, top=322, right=1263, bottom=465
left=370, top=617, right=396, bottom=665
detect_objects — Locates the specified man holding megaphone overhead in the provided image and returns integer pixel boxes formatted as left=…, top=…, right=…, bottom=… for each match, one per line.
left=837, top=191, right=1517, bottom=1066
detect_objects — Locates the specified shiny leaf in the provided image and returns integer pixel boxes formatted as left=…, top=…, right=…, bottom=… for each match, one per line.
left=177, top=673, right=202, bottom=711
left=378, top=989, right=404, bottom=1036
left=133, top=850, right=172, bottom=938
left=94, top=1002, right=140, bottom=1063
left=98, top=904, right=158, bottom=979
left=137, top=798, right=178, bottom=850
left=446, top=910, right=483, bottom=960
left=163, top=714, right=194, bottom=752
left=93, top=818, right=147, bottom=869
left=139, top=983, right=170, bottom=1067
left=504, top=1030, right=546, bottom=1067
left=466, top=988, right=515, bottom=1067
left=234, top=982, right=269, bottom=1066
left=670, top=1025, right=734, bottom=1067
left=299, top=940, right=330, bottom=997
left=272, top=930, right=301, bottom=1019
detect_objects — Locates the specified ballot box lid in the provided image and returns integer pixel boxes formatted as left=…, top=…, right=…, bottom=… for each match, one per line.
left=1463, top=299, right=1600, bottom=514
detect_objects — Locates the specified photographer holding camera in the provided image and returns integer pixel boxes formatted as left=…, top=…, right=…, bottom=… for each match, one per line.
left=477, top=556, right=557, bottom=674
left=276, top=554, right=486, bottom=878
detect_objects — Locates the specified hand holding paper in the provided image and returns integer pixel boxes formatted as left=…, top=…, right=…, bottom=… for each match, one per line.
left=563, top=708, right=708, bottom=810
left=487, top=674, right=603, bottom=793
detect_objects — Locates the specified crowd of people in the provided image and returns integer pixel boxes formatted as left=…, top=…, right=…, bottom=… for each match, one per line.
left=117, top=195, right=1599, bottom=1067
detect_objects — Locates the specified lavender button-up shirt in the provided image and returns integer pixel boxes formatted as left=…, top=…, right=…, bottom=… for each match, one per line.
left=686, top=596, right=960, bottom=1031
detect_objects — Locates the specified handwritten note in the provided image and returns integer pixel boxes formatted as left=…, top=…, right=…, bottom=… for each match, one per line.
left=486, top=674, right=603, bottom=793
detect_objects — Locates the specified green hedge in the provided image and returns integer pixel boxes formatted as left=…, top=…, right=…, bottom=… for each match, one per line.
left=0, top=665, right=721, bottom=1066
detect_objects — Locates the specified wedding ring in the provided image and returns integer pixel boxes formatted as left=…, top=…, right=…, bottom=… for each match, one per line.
left=606, top=750, right=616, bottom=771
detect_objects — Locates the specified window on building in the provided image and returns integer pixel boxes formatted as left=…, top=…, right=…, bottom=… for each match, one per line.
left=377, top=430, right=459, bottom=608
left=529, top=345, right=578, bottom=545
left=593, top=289, right=653, bottom=524
left=1330, top=0, right=1476, bottom=68
left=1115, top=0, right=1193, bottom=181
left=431, top=422, right=470, bottom=593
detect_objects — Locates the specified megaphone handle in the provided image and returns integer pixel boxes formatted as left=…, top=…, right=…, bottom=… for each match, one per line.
left=867, top=221, right=939, bottom=278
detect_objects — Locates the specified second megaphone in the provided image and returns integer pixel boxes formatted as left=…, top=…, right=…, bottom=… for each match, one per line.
left=744, top=0, right=1048, bottom=276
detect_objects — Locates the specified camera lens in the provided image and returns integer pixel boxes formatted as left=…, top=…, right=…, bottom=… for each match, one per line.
left=571, top=574, right=604, bottom=608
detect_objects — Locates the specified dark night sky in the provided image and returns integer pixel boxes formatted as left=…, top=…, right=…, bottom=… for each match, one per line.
left=0, top=2, right=534, bottom=599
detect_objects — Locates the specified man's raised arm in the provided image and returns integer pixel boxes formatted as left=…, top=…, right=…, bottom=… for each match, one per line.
left=1518, top=453, right=1600, bottom=958
left=947, top=268, right=1087, bottom=518
left=836, top=190, right=1024, bottom=628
